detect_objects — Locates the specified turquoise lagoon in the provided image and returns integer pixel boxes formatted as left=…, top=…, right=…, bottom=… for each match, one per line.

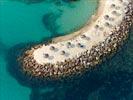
left=0, top=0, right=133, bottom=100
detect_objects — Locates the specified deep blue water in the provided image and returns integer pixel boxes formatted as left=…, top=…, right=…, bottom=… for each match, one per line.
left=0, top=0, right=133, bottom=100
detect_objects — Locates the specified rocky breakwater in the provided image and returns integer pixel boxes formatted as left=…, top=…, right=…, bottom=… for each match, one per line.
left=20, top=0, right=133, bottom=80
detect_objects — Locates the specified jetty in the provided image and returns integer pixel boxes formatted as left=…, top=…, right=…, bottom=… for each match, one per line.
left=21, top=0, right=133, bottom=79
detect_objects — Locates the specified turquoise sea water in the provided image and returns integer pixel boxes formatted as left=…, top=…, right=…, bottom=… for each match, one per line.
left=0, top=0, right=133, bottom=100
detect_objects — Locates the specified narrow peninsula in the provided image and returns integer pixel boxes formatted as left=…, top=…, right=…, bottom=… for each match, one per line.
left=20, top=0, right=133, bottom=79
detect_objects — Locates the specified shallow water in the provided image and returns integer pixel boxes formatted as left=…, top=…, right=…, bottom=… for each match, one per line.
left=0, top=0, right=133, bottom=100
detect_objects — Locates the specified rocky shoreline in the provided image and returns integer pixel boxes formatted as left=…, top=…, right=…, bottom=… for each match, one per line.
left=19, top=0, right=133, bottom=80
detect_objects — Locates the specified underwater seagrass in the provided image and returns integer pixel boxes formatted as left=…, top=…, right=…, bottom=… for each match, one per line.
left=11, top=0, right=79, bottom=4
left=19, top=0, right=133, bottom=80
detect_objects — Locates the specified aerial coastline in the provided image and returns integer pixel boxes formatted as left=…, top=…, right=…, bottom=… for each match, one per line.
left=20, top=0, right=133, bottom=79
